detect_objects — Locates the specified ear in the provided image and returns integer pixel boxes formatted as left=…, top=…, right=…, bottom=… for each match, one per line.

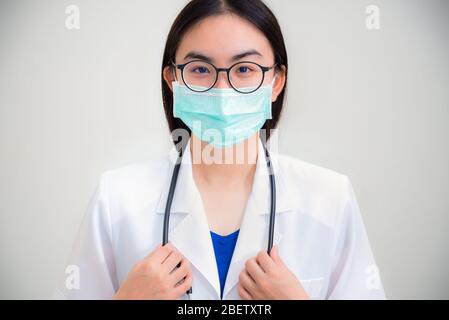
left=272, top=65, right=287, bottom=103
left=163, top=65, right=176, bottom=92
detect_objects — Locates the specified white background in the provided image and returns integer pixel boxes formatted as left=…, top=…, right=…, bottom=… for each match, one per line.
left=0, top=0, right=448, bottom=299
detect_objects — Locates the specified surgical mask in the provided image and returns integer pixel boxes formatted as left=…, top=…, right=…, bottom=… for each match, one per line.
left=172, top=79, right=275, bottom=148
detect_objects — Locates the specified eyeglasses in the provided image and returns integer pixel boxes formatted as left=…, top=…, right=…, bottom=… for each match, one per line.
left=171, top=60, right=277, bottom=94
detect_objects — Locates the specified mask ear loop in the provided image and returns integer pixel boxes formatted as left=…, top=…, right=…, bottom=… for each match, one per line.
left=170, top=60, right=179, bottom=83
left=271, top=67, right=278, bottom=86
left=172, top=65, right=178, bottom=82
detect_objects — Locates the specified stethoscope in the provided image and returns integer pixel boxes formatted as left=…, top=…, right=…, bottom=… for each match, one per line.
left=161, top=135, right=277, bottom=296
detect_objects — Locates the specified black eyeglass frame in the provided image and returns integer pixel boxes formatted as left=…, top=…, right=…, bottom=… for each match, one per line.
left=171, top=60, right=278, bottom=94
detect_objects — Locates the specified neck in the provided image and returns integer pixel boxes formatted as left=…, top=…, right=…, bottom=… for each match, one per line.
left=190, top=134, right=259, bottom=187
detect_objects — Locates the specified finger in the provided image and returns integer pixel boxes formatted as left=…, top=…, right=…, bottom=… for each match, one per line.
left=169, top=258, right=190, bottom=286
left=162, top=249, right=183, bottom=273
left=256, top=249, right=277, bottom=273
left=146, top=243, right=174, bottom=263
left=238, top=284, right=253, bottom=300
left=269, top=246, right=284, bottom=265
left=245, top=258, right=265, bottom=282
left=174, top=270, right=193, bottom=296
left=239, top=270, right=257, bottom=294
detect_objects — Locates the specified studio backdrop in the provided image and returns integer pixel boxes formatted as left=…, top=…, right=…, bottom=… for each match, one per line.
left=0, top=0, right=448, bottom=299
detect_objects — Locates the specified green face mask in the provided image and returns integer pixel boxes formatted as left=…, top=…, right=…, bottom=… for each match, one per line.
left=173, top=80, right=274, bottom=148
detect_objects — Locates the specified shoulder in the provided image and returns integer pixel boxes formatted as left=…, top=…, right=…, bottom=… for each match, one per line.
left=103, top=157, right=169, bottom=187
left=276, top=153, right=349, bottom=191
left=276, top=153, right=347, bottom=183
left=275, top=153, right=352, bottom=227
left=98, top=157, right=171, bottom=212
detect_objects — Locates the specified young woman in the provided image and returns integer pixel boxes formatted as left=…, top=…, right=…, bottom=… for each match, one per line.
left=56, top=0, right=386, bottom=300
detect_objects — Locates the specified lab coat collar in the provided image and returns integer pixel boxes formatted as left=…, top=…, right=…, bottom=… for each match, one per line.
left=155, top=138, right=294, bottom=299
left=155, top=138, right=200, bottom=216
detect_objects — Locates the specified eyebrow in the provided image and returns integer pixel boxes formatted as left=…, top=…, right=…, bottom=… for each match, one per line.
left=182, top=49, right=263, bottom=64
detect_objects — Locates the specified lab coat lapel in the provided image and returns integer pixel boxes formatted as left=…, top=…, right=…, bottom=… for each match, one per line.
left=169, top=206, right=221, bottom=299
left=222, top=200, right=284, bottom=299
left=155, top=140, right=221, bottom=299
left=222, top=140, right=290, bottom=299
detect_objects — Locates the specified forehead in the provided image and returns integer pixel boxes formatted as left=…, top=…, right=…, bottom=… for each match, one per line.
left=176, top=14, right=274, bottom=64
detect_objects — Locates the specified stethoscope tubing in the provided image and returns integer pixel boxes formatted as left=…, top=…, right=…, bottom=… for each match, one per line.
left=162, top=136, right=277, bottom=295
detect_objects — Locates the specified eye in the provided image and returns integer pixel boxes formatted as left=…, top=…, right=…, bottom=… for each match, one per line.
left=192, top=66, right=210, bottom=74
left=237, top=66, right=251, bottom=73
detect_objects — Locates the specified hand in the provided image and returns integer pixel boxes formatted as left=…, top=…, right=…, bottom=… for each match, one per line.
left=114, top=243, right=192, bottom=300
left=238, top=246, right=309, bottom=300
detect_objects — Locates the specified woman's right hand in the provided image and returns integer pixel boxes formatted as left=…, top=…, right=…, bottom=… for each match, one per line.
left=113, top=243, right=192, bottom=300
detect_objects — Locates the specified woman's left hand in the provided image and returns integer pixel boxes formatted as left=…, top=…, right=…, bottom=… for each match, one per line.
left=238, top=246, right=309, bottom=300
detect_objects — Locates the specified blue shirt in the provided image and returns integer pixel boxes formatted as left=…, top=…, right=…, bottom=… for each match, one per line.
left=210, top=229, right=240, bottom=299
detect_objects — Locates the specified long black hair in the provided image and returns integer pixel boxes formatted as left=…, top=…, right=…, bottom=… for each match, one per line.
left=161, top=0, right=288, bottom=144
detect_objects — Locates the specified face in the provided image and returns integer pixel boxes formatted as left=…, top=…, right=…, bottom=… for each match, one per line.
left=163, top=13, right=286, bottom=102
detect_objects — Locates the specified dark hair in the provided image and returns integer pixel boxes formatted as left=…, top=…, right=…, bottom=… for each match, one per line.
left=161, top=0, right=288, bottom=144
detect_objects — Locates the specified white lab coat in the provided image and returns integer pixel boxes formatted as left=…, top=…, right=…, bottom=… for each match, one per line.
left=54, top=138, right=386, bottom=300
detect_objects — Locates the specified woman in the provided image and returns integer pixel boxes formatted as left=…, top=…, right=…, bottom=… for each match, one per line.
left=55, top=0, right=386, bottom=300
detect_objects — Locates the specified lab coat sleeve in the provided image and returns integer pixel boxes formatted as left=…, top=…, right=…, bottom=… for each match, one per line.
left=53, top=172, right=118, bottom=299
left=326, top=176, right=386, bottom=300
